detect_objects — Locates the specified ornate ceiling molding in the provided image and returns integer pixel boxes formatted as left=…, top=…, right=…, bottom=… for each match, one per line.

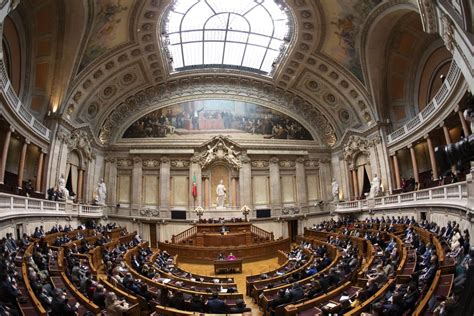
left=417, top=0, right=439, bottom=34
left=60, top=0, right=379, bottom=144
left=97, top=75, right=338, bottom=147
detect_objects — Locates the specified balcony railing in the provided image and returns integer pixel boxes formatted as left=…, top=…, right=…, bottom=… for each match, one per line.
left=335, top=181, right=469, bottom=213
left=0, top=193, right=104, bottom=219
left=387, top=62, right=462, bottom=145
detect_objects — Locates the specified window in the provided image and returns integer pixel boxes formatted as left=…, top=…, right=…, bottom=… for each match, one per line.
left=162, top=0, right=293, bottom=75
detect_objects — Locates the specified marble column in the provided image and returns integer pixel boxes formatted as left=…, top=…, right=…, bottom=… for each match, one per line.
left=319, top=159, right=331, bottom=201
left=104, top=157, right=117, bottom=205
left=231, top=176, right=237, bottom=207
left=189, top=159, right=202, bottom=208
left=351, top=169, right=359, bottom=199
left=425, top=134, right=438, bottom=179
left=0, top=127, right=13, bottom=184
left=159, top=157, right=171, bottom=210
left=17, top=139, right=29, bottom=188
left=458, top=108, right=471, bottom=136
left=239, top=154, right=252, bottom=207
left=269, top=157, right=281, bottom=207
left=35, top=150, right=45, bottom=192
left=77, top=169, right=84, bottom=201
left=391, top=154, right=401, bottom=189
left=441, top=122, right=452, bottom=144
left=295, top=157, right=307, bottom=206
left=409, top=145, right=420, bottom=184
left=131, top=157, right=142, bottom=209
left=203, top=176, right=209, bottom=208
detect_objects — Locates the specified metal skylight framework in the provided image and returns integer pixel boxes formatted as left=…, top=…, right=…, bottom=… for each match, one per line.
left=163, top=0, right=292, bottom=75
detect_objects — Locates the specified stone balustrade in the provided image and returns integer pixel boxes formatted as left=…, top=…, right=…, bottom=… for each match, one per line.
left=387, top=62, right=462, bottom=146
left=0, top=192, right=104, bottom=220
left=335, top=181, right=470, bottom=213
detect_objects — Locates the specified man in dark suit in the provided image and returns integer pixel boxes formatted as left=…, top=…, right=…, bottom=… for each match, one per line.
left=50, top=288, right=78, bottom=315
left=229, top=299, right=251, bottom=313
left=206, top=292, right=227, bottom=313
left=289, top=283, right=305, bottom=303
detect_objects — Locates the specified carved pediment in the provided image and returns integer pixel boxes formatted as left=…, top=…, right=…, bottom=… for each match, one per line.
left=66, top=129, right=94, bottom=161
left=194, top=135, right=243, bottom=169
left=343, top=135, right=370, bottom=169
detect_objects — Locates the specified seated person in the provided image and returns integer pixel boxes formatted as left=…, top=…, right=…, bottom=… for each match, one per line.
left=229, top=299, right=251, bottom=313
left=217, top=252, right=225, bottom=260
left=206, top=292, right=228, bottom=313
left=227, top=252, right=236, bottom=260
left=219, top=225, right=229, bottom=234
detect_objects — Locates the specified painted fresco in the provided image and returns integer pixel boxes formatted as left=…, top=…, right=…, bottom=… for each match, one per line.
left=123, top=99, right=313, bottom=140
left=79, top=0, right=132, bottom=71
left=321, top=0, right=382, bottom=82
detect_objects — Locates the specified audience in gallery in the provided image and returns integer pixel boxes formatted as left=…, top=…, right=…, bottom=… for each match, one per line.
left=0, top=214, right=472, bottom=315
left=308, top=216, right=472, bottom=315
left=263, top=237, right=360, bottom=315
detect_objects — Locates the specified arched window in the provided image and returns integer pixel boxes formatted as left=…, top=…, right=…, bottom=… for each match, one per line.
left=162, top=0, right=293, bottom=75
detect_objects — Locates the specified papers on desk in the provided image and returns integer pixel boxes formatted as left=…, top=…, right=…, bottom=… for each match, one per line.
left=213, top=279, right=220, bottom=283
left=340, top=295, right=350, bottom=301
left=324, top=302, right=337, bottom=309
left=220, top=288, right=227, bottom=293
left=159, top=278, right=171, bottom=284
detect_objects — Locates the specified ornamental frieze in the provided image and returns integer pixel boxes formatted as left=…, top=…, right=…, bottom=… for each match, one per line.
left=143, top=159, right=160, bottom=168
left=116, top=158, right=132, bottom=167
left=251, top=160, right=269, bottom=168
left=279, top=160, right=296, bottom=168
left=304, top=159, right=319, bottom=168
left=170, top=160, right=190, bottom=168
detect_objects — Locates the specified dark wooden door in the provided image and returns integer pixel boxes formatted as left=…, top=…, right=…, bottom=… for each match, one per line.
left=149, top=223, right=157, bottom=248
left=287, top=220, right=298, bottom=242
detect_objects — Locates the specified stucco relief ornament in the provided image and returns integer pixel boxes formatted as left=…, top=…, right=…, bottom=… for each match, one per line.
left=197, top=138, right=241, bottom=169
left=343, top=135, right=369, bottom=164
left=140, top=208, right=159, bottom=217
left=67, top=129, right=94, bottom=161
left=282, top=206, right=300, bottom=215
left=441, top=14, right=455, bottom=52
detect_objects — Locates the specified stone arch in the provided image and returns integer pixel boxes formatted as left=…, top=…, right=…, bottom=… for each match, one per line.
left=362, top=2, right=449, bottom=131
left=106, top=93, right=329, bottom=146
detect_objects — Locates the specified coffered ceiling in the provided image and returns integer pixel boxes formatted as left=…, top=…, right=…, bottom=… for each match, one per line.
left=15, top=0, right=432, bottom=147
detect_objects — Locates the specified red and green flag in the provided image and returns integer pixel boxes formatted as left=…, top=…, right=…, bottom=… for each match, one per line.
left=192, top=174, right=197, bottom=198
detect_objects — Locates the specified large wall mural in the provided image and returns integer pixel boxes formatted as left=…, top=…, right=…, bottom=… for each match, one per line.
left=122, top=99, right=313, bottom=140
left=79, top=0, right=132, bottom=71
left=321, top=0, right=382, bottom=82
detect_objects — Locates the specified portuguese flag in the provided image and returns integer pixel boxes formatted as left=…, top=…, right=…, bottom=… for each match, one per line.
left=192, top=174, right=197, bottom=199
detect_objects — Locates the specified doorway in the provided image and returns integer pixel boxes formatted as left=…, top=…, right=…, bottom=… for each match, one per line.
left=287, top=219, right=298, bottom=242
left=16, top=223, right=23, bottom=240
left=149, top=223, right=157, bottom=248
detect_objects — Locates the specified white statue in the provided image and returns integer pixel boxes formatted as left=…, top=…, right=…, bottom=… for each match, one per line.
left=368, top=174, right=381, bottom=198
left=216, top=179, right=226, bottom=207
left=58, top=173, right=70, bottom=200
left=95, top=178, right=107, bottom=205
left=331, top=178, right=339, bottom=203
left=225, top=145, right=240, bottom=167
left=464, top=109, right=474, bottom=132
left=203, top=144, right=216, bottom=166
